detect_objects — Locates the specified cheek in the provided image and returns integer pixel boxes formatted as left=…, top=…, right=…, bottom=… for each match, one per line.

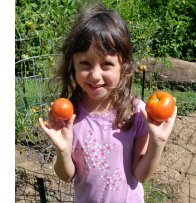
left=106, top=72, right=121, bottom=87
left=75, top=70, right=87, bottom=85
left=114, top=74, right=121, bottom=86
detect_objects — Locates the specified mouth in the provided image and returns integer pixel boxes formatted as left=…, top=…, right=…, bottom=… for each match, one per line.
left=88, top=83, right=105, bottom=91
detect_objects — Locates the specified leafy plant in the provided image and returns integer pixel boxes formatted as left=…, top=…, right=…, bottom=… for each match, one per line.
left=15, top=0, right=83, bottom=76
left=103, top=0, right=196, bottom=61
left=150, top=0, right=196, bottom=61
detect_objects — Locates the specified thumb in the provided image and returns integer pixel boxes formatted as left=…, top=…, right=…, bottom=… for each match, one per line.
left=140, top=107, right=159, bottom=125
left=66, top=114, right=76, bottom=130
left=140, top=108, right=148, bottom=121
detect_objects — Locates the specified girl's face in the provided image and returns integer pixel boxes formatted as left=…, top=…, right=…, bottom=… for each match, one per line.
left=73, top=42, right=121, bottom=106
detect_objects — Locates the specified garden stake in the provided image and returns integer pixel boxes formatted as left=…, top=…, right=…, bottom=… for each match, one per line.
left=36, top=177, right=47, bottom=203
left=141, top=70, right=145, bottom=101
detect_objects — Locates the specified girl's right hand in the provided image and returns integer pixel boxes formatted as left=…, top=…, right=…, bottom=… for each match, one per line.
left=39, top=108, right=76, bottom=154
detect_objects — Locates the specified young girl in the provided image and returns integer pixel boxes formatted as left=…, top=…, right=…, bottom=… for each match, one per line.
left=39, top=4, right=177, bottom=203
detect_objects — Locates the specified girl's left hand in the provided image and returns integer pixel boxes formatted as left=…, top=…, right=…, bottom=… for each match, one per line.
left=141, top=106, right=177, bottom=142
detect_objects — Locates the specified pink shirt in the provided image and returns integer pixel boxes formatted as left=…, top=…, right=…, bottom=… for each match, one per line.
left=72, top=99, right=148, bottom=203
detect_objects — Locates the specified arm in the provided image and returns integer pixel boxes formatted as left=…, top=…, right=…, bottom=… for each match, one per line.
left=132, top=106, right=177, bottom=183
left=54, top=150, right=75, bottom=182
left=39, top=109, right=76, bottom=182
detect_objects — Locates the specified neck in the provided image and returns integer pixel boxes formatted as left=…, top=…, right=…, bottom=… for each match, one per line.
left=82, top=94, right=112, bottom=113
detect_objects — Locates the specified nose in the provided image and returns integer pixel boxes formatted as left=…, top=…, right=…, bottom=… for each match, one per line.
left=88, top=66, right=102, bottom=82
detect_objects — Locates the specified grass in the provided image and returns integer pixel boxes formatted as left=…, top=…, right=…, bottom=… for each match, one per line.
left=172, top=89, right=196, bottom=115
left=15, top=78, right=57, bottom=144
left=144, top=178, right=177, bottom=202
left=16, top=78, right=54, bottom=110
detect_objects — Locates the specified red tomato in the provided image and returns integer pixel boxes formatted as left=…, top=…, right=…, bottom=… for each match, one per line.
left=51, top=98, right=74, bottom=120
left=145, top=91, right=175, bottom=122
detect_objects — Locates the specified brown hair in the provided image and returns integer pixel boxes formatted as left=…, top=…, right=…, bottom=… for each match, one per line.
left=52, top=4, right=137, bottom=130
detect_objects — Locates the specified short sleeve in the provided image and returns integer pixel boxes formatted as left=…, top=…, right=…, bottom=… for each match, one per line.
left=135, top=100, right=148, bottom=138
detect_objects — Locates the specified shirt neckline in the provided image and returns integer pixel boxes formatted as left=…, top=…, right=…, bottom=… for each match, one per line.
left=79, top=102, right=114, bottom=117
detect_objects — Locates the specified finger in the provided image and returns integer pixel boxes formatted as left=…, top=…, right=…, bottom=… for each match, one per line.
left=140, top=108, right=155, bottom=124
left=39, top=118, right=51, bottom=135
left=140, top=108, right=162, bottom=125
left=66, top=114, right=76, bottom=130
left=167, top=106, right=177, bottom=123
left=173, top=106, right=177, bottom=117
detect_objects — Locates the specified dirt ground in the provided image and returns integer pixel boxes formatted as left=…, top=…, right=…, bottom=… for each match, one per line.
left=153, top=113, right=196, bottom=202
left=15, top=113, right=196, bottom=202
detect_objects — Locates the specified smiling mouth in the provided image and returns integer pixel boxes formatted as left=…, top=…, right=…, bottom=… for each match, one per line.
left=88, top=84, right=105, bottom=90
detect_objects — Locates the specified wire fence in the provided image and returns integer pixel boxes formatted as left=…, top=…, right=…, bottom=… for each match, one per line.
left=15, top=53, right=62, bottom=108
left=15, top=167, right=74, bottom=203
left=15, top=53, right=63, bottom=145
left=15, top=54, right=74, bottom=202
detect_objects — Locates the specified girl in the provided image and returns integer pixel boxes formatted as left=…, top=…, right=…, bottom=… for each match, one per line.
left=39, top=4, right=177, bottom=203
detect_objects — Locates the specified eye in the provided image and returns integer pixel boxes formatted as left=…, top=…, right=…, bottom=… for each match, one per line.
left=79, top=60, right=90, bottom=66
left=102, top=61, right=114, bottom=70
left=103, top=61, right=114, bottom=66
left=78, top=60, right=91, bottom=70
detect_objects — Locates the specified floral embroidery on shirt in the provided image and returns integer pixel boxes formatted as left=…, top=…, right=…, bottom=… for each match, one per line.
left=75, top=130, right=124, bottom=192
left=101, top=169, right=125, bottom=191
left=76, top=130, right=115, bottom=173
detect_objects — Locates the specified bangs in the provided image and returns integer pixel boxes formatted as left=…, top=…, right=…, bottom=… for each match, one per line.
left=73, top=15, right=118, bottom=55
left=94, top=31, right=117, bottom=55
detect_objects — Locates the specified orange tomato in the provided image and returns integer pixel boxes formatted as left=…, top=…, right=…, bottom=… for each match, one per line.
left=43, top=121, right=49, bottom=128
left=51, top=98, right=74, bottom=120
left=145, top=91, right=175, bottom=122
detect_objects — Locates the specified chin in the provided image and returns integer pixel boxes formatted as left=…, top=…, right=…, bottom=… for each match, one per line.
left=88, top=93, right=109, bottom=101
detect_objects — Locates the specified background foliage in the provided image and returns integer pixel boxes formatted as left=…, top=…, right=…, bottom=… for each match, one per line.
left=16, top=0, right=196, bottom=75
